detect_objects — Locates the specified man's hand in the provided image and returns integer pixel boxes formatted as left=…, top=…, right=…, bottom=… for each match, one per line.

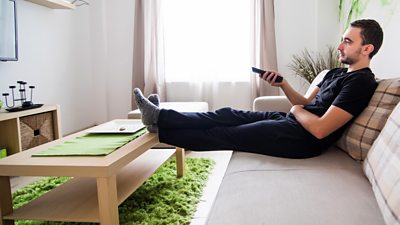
left=259, top=70, right=286, bottom=87
left=259, top=70, right=320, bottom=106
left=290, top=105, right=354, bottom=139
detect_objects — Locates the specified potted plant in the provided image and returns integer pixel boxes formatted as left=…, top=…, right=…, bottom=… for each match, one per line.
left=288, top=46, right=343, bottom=84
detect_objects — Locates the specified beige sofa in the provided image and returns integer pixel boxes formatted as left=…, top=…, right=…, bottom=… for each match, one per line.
left=206, top=71, right=400, bottom=225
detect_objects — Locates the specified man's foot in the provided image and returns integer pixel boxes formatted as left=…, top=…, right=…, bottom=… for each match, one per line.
left=133, top=88, right=160, bottom=126
left=148, top=94, right=160, bottom=107
left=146, top=124, right=159, bottom=133
left=146, top=94, right=160, bottom=133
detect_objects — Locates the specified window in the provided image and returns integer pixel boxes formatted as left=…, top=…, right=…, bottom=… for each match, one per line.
left=163, top=0, right=252, bottom=82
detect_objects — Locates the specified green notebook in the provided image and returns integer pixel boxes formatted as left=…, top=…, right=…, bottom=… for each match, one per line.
left=32, top=128, right=148, bottom=157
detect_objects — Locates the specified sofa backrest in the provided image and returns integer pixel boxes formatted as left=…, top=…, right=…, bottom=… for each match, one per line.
left=304, top=70, right=400, bottom=162
left=304, top=70, right=328, bottom=97
left=337, top=77, right=400, bottom=160
left=363, top=101, right=400, bottom=225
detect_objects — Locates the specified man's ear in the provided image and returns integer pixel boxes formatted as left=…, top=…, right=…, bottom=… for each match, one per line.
left=363, top=44, right=374, bottom=56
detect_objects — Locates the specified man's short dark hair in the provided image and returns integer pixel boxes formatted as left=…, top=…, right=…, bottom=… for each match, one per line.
left=350, top=19, right=384, bottom=59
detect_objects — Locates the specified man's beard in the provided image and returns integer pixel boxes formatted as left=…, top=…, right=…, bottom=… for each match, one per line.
left=339, top=48, right=362, bottom=65
left=340, top=57, right=355, bottom=65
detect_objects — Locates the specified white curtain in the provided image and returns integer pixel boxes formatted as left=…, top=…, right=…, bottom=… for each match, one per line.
left=162, top=0, right=254, bottom=110
left=133, top=0, right=279, bottom=111
left=165, top=81, right=253, bottom=111
left=132, top=0, right=166, bottom=109
left=251, top=0, right=280, bottom=98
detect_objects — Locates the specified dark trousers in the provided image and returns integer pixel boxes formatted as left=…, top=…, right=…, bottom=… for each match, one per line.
left=158, top=107, right=324, bottom=159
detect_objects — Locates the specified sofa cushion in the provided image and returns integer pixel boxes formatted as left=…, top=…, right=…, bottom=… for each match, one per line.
left=207, top=148, right=384, bottom=225
left=337, top=78, right=400, bottom=160
left=224, top=146, right=361, bottom=173
left=363, top=103, right=400, bottom=225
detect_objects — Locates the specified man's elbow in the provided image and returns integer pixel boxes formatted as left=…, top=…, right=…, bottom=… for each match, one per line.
left=311, top=127, right=330, bottom=140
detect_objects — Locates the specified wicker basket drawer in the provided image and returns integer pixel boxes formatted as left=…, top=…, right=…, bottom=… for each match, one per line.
left=20, top=112, right=55, bottom=150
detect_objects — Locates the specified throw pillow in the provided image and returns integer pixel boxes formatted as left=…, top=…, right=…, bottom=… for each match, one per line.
left=363, top=102, right=400, bottom=225
left=336, top=78, right=400, bottom=160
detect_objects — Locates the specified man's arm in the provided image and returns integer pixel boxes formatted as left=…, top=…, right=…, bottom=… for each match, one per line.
left=263, top=70, right=354, bottom=139
left=280, top=81, right=319, bottom=105
left=261, top=71, right=319, bottom=105
left=290, top=105, right=353, bottom=139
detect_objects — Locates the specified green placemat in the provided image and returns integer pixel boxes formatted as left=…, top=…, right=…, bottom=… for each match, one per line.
left=32, top=128, right=148, bottom=157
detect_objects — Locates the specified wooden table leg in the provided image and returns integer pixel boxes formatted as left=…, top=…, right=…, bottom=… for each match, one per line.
left=96, top=176, right=119, bottom=225
left=175, top=147, right=185, bottom=178
left=0, top=176, right=14, bottom=225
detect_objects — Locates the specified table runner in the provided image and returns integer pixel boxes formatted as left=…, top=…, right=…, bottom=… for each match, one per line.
left=32, top=128, right=148, bottom=157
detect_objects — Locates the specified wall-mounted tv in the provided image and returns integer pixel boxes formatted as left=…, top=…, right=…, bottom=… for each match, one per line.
left=0, top=0, right=18, bottom=62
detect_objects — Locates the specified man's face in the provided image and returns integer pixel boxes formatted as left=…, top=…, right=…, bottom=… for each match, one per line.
left=337, top=27, right=365, bottom=65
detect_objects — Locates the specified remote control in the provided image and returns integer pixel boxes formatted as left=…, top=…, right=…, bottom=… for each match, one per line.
left=252, top=67, right=283, bottom=83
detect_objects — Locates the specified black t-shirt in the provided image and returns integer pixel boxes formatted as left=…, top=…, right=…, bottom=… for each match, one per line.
left=302, top=67, right=377, bottom=147
left=304, top=67, right=377, bottom=117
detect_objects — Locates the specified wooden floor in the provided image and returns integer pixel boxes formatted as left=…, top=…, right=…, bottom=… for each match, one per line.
left=10, top=150, right=232, bottom=225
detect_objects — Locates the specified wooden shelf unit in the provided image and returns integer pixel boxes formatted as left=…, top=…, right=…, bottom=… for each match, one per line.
left=0, top=105, right=62, bottom=156
left=25, top=0, right=75, bottom=9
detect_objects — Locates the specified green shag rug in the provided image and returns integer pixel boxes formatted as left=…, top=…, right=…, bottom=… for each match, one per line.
left=12, top=157, right=215, bottom=225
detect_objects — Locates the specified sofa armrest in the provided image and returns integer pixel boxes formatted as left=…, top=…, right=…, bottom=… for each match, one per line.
left=252, top=70, right=328, bottom=113
left=253, top=96, right=292, bottom=112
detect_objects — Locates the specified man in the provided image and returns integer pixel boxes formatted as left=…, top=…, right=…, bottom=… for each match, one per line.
left=133, top=19, right=383, bottom=159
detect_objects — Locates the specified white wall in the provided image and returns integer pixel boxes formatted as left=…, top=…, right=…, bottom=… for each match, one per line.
left=275, top=0, right=340, bottom=93
left=90, top=0, right=135, bottom=122
left=0, top=0, right=93, bottom=135
left=357, top=1, right=400, bottom=78
left=274, top=0, right=400, bottom=91
left=0, top=0, right=136, bottom=135
left=275, top=0, right=400, bottom=87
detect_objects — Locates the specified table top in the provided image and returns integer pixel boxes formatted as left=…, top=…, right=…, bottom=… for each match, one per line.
left=0, top=120, right=158, bottom=177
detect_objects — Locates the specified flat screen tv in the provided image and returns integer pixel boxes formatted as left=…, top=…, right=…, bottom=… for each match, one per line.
left=0, top=0, right=18, bottom=62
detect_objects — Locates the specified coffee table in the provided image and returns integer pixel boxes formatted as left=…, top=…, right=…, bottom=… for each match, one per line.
left=0, top=119, right=185, bottom=225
